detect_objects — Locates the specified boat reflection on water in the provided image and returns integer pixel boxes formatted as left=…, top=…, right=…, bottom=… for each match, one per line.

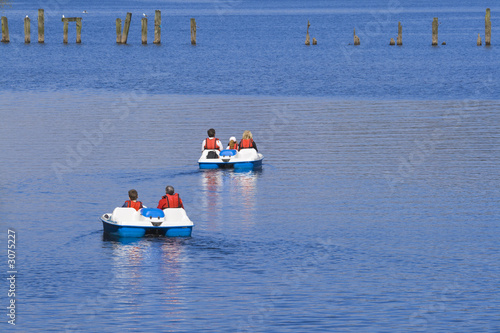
left=199, top=169, right=262, bottom=230
left=229, top=170, right=261, bottom=226
left=200, top=170, right=223, bottom=223
left=159, top=239, right=186, bottom=305
left=101, top=235, right=188, bottom=318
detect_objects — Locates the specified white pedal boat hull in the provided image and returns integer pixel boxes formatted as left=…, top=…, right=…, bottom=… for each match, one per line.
left=198, top=149, right=263, bottom=169
left=101, top=207, right=194, bottom=237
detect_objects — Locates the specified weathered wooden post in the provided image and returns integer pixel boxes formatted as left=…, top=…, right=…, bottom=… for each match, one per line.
left=141, top=17, right=147, bottom=44
left=397, top=21, right=402, bottom=45
left=305, top=20, right=310, bottom=45
left=24, top=17, right=31, bottom=43
left=312, top=38, right=317, bottom=45
left=190, top=18, right=196, bottom=45
left=62, top=17, right=82, bottom=44
left=121, top=12, right=132, bottom=44
left=76, top=18, right=82, bottom=43
left=477, top=33, right=482, bottom=46
left=485, top=8, right=491, bottom=46
left=154, top=10, right=161, bottom=44
left=1, top=16, right=9, bottom=43
left=353, top=28, right=360, bottom=45
left=63, top=19, right=69, bottom=43
left=116, top=18, right=122, bottom=43
left=432, top=17, right=438, bottom=46
left=389, top=38, right=395, bottom=45
left=38, top=9, right=44, bottom=43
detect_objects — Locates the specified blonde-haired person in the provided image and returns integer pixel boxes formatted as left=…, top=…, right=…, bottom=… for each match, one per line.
left=238, top=130, right=258, bottom=152
left=226, top=136, right=239, bottom=150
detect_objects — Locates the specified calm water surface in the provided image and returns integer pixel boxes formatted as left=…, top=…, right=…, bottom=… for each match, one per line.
left=1, top=0, right=499, bottom=332
left=0, top=0, right=499, bottom=98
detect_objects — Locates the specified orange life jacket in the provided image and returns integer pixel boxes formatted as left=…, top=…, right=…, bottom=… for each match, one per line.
left=204, top=137, right=220, bottom=150
left=228, top=142, right=239, bottom=150
left=161, top=194, right=182, bottom=208
left=125, top=200, right=142, bottom=211
left=239, top=138, right=254, bottom=149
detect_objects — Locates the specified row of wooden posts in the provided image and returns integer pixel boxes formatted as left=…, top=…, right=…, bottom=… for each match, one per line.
left=0, top=9, right=198, bottom=45
left=329, top=8, right=492, bottom=47
left=116, top=12, right=196, bottom=44
left=1, top=8, right=493, bottom=46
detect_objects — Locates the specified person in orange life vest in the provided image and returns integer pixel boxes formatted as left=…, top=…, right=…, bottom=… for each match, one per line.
left=202, top=128, right=223, bottom=151
left=122, top=189, right=144, bottom=211
left=226, top=136, right=239, bottom=150
left=157, top=186, right=184, bottom=209
left=238, top=130, right=258, bottom=152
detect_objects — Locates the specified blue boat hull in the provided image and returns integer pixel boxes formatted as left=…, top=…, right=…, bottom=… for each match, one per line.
left=199, top=159, right=263, bottom=170
left=102, top=220, right=192, bottom=238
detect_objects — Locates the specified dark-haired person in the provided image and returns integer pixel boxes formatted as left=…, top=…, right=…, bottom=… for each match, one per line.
left=239, top=130, right=258, bottom=152
left=122, top=189, right=144, bottom=211
left=157, top=186, right=184, bottom=209
left=201, top=128, right=223, bottom=151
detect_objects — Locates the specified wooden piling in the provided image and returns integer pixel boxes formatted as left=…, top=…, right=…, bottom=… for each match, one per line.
left=24, top=17, right=30, bottom=43
left=305, top=20, right=310, bottom=45
left=397, top=21, right=402, bottom=45
left=432, top=17, right=438, bottom=46
left=477, top=33, right=482, bottom=46
left=353, top=28, right=360, bottom=45
left=76, top=18, right=82, bottom=43
left=38, top=9, right=44, bottom=43
left=62, top=20, right=68, bottom=43
left=190, top=18, right=196, bottom=45
left=141, top=17, right=147, bottom=44
left=154, top=10, right=161, bottom=44
left=116, top=18, right=122, bottom=43
left=312, top=38, right=317, bottom=45
left=485, top=8, right=491, bottom=46
left=62, top=17, right=82, bottom=44
left=390, top=38, right=395, bottom=45
left=1, top=16, right=9, bottom=43
left=121, top=12, right=132, bottom=44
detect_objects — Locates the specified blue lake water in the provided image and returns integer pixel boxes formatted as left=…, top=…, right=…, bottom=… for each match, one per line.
left=1, top=0, right=499, bottom=332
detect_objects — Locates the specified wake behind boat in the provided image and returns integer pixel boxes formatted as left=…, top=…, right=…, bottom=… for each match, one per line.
left=198, top=148, right=264, bottom=169
left=101, top=207, right=194, bottom=237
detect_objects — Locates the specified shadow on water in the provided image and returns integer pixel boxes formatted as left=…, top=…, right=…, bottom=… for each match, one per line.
left=160, top=168, right=204, bottom=179
left=100, top=231, right=253, bottom=262
left=110, top=166, right=265, bottom=184
left=159, top=167, right=264, bottom=180
left=63, top=229, right=103, bottom=246
left=114, top=168, right=202, bottom=182
left=102, top=232, right=193, bottom=244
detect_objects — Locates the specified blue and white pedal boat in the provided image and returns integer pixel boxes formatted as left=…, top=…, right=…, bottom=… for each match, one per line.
left=198, top=148, right=264, bottom=170
left=101, top=207, right=194, bottom=237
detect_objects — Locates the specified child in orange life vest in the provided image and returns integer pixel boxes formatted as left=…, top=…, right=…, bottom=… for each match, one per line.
left=157, top=186, right=184, bottom=209
left=227, top=136, right=239, bottom=150
left=122, top=189, right=144, bottom=211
